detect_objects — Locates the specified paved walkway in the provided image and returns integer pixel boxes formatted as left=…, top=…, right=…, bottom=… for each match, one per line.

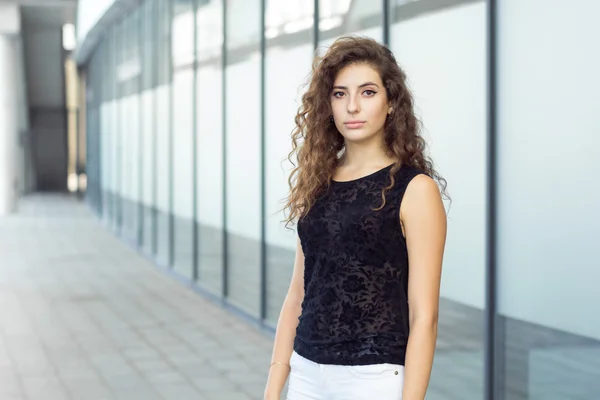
left=0, top=194, right=276, bottom=400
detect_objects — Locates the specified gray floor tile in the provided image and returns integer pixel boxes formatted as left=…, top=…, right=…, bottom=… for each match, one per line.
left=0, top=194, right=277, bottom=400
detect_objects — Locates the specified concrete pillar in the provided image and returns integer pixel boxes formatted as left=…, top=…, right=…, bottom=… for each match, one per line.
left=0, top=34, right=19, bottom=215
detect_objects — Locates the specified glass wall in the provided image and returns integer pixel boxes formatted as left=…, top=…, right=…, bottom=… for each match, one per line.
left=319, top=0, right=382, bottom=47
left=98, top=38, right=111, bottom=227
left=390, top=1, right=487, bottom=398
left=264, top=0, right=314, bottom=325
left=155, top=0, right=172, bottom=267
left=195, top=0, right=224, bottom=296
left=224, top=0, right=263, bottom=318
left=172, top=0, right=195, bottom=279
left=83, top=1, right=600, bottom=398
left=86, top=44, right=101, bottom=215
left=112, top=24, right=124, bottom=232
left=107, top=29, right=118, bottom=232
left=126, top=9, right=142, bottom=244
left=140, top=0, right=157, bottom=256
left=496, top=1, right=600, bottom=399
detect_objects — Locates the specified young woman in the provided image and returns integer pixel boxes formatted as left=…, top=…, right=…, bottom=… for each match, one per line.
left=264, top=36, right=448, bottom=400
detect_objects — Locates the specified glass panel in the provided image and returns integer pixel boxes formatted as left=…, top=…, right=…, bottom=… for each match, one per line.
left=172, top=0, right=195, bottom=279
left=390, top=2, right=487, bottom=398
left=496, top=1, right=600, bottom=399
left=118, top=17, right=132, bottom=239
left=117, top=11, right=141, bottom=243
left=225, top=0, right=262, bottom=317
left=115, top=21, right=125, bottom=231
left=195, top=0, right=224, bottom=296
left=130, top=9, right=141, bottom=245
left=264, top=0, right=314, bottom=326
left=155, top=0, right=172, bottom=266
left=172, top=0, right=195, bottom=68
left=265, top=0, right=313, bottom=40
left=319, top=0, right=383, bottom=45
left=110, top=29, right=120, bottom=231
left=100, top=39, right=113, bottom=227
left=141, top=0, right=157, bottom=256
left=87, top=48, right=101, bottom=213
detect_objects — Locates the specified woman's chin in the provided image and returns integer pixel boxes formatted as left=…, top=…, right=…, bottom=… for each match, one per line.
left=341, top=130, right=378, bottom=143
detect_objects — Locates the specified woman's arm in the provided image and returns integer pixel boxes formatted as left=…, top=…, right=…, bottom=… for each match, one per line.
left=264, top=235, right=306, bottom=400
left=400, top=174, right=447, bottom=400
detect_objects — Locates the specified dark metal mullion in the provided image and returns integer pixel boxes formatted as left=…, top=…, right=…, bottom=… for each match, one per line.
left=485, top=0, right=498, bottom=399
left=313, top=0, right=319, bottom=50
left=221, top=0, right=229, bottom=299
left=259, top=0, right=267, bottom=322
left=192, top=0, right=199, bottom=282
left=382, top=0, right=390, bottom=46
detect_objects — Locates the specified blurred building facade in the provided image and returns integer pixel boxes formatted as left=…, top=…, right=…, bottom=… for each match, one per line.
left=0, top=0, right=78, bottom=215
left=74, top=0, right=600, bottom=399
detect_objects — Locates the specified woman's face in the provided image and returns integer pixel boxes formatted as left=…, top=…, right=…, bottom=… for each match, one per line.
left=330, top=63, right=391, bottom=144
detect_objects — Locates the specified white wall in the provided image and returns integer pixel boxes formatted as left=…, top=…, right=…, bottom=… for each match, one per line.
left=0, top=3, right=20, bottom=35
left=0, top=3, right=24, bottom=213
left=391, top=2, right=487, bottom=310
left=0, top=35, right=20, bottom=215
left=497, top=0, right=600, bottom=340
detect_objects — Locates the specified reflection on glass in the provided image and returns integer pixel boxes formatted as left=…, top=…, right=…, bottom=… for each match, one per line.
left=496, top=2, right=600, bottom=399
left=226, top=0, right=261, bottom=48
left=265, top=0, right=314, bottom=39
left=196, top=0, right=223, bottom=60
left=172, top=0, right=194, bottom=67
left=225, top=0, right=262, bottom=317
left=319, top=0, right=351, bottom=31
left=140, top=0, right=156, bottom=256
left=195, top=0, right=224, bottom=296
left=264, top=0, right=314, bottom=327
left=155, top=0, right=172, bottom=267
left=390, top=1, right=486, bottom=398
left=319, top=0, right=382, bottom=43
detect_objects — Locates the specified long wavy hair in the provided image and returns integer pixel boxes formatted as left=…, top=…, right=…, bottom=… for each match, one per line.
left=282, top=36, right=449, bottom=229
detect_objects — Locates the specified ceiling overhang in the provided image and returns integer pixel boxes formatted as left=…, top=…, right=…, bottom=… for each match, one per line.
left=73, top=0, right=139, bottom=66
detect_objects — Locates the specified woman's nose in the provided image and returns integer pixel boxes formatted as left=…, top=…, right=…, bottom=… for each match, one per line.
left=347, top=95, right=360, bottom=114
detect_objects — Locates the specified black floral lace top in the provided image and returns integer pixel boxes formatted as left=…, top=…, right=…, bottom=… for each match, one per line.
left=293, top=163, right=426, bottom=366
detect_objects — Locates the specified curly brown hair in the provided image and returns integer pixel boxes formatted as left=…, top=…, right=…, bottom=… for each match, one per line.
left=282, top=36, right=449, bottom=229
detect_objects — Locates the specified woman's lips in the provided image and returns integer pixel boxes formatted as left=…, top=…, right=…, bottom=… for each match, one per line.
left=344, top=121, right=366, bottom=129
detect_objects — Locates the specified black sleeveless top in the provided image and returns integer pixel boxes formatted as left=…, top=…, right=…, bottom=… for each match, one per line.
left=293, top=163, right=426, bottom=366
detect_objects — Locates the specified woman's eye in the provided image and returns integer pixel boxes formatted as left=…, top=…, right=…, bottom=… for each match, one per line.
left=333, top=91, right=345, bottom=98
left=364, top=90, right=376, bottom=96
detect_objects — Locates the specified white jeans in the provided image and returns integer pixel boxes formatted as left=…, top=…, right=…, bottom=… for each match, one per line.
left=286, top=351, right=404, bottom=400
